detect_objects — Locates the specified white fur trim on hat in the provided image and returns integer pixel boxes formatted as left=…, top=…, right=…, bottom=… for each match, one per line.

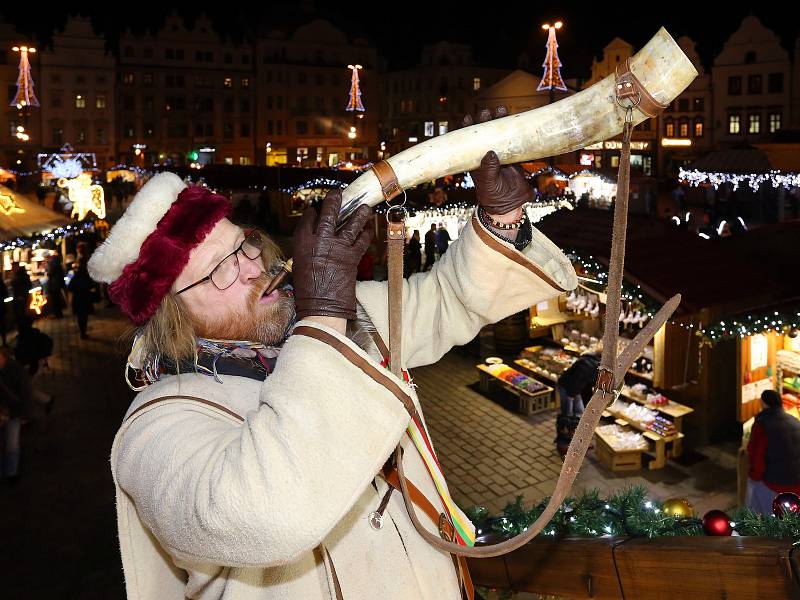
left=88, top=172, right=187, bottom=283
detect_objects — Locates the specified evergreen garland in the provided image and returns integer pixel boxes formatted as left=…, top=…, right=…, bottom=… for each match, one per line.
left=465, top=485, right=800, bottom=540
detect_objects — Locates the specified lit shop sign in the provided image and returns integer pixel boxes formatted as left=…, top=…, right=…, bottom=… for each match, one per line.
left=661, top=138, right=692, bottom=147
left=584, top=141, right=650, bottom=151
left=580, top=153, right=594, bottom=166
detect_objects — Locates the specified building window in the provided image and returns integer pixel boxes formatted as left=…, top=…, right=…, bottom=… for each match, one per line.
left=679, top=119, right=689, bottom=137
left=769, top=112, right=782, bottom=133
left=241, top=54, right=250, bottom=65
left=144, top=123, right=154, bottom=138
left=96, top=128, right=106, bottom=144
left=239, top=156, right=250, bottom=165
left=223, top=123, right=234, bottom=140
left=748, top=114, right=760, bottom=134
left=241, top=78, right=250, bottom=88
left=694, top=118, right=704, bottom=137
left=693, top=97, right=704, bottom=112
left=240, top=123, right=250, bottom=137
left=728, top=76, right=741, bottom=96
left=51, top=94, right=62, bottom=108
left=276, top=96, right=283, bottom=110
left=438, top=121, right=448, bottom=135
left=744, top=51, right=756, bottom=64
left=224, top=157, right=233, bottom=165
left=143, top=47, right=152, bottom=59
left=143, top=73, right=153, bottom=86
left=240, top=99, right=250, bottom=113
left=122, top=96, right=134, bottom=111
left=424, top=121, right=434, bottom=137
left=747, top=74, right=762, bottom=94
left=665, top=119, right=674, bottom=137
left=223, top=77, right=233, bottom=88
left=124, top=124, right=135, bottom=138
left=52, top=128, right=63, bottom=145
left=267, top=120, right=273, bottom=135
left=123, top=73, right=134, bottom=85
left=224, top=53, right=233, bottom=64
left=296, top=121, right=308, bottom=135
left=75, top=94, right=86, bottom=109
left=611, top=156, right=620, bottom=168
left=77, top=128, right=87, bottom=143
left=96, top=94, right=106, bottom=109
left=768, top=73, right=784, bottom=94
left=277, top=120, right=283, bottom=135
left=728, top=114, right=741, bottom=134
left=143, top=96, right=154, bottom=111
left=678, top=98, right=689, bottom=112
left=224, top=98, right=234, bottom=113
left=474, top=77, right=483, bottom=91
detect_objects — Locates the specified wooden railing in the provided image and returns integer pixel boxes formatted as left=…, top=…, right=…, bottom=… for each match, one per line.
left=467, top=536, right=800, bottom=599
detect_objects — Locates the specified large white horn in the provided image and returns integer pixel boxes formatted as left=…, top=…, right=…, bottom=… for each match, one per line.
left=339, top=27, right=697, bottom=221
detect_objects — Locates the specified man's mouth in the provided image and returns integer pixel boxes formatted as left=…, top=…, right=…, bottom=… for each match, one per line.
left=259, top=282, right=294, bottom=305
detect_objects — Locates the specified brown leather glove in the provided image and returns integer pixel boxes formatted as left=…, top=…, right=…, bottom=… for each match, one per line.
left=292, top=189, right=374, bottom=321
left=466, top=106, right=533, bottom=216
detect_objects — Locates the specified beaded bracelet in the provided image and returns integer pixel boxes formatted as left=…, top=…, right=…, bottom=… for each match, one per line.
left=479, top=206, right=527, bottom=230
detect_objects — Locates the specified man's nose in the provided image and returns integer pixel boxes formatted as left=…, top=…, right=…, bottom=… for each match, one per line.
left=238, top=251, right=264, bottom=283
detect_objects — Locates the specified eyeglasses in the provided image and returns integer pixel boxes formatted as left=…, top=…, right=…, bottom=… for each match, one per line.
left=176, top=230, right=267, bottom=295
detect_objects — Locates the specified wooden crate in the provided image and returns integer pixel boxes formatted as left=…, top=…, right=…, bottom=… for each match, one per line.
left=595, top=431, right=643, bottom=472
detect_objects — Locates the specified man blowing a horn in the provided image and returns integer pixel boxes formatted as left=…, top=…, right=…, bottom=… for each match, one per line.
left=90, top=109, right=577, bottom=600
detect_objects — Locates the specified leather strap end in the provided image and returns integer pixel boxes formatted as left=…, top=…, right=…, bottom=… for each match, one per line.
left=371, top=160, right=403, bottom=202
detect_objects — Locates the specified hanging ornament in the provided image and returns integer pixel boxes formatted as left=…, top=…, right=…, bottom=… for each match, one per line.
left=702, top=510, right=733, bottom=536
left=772, top=492, right=800, bottom=518
left=662, top=498, right=694, bottom=518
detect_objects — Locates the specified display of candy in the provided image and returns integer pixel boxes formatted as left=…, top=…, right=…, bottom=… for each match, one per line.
left=485, top=363, right=546, bottom=392
left=646, top=393, right=670, bottom=406
left=609, top=400, right=658, bottom=424
left=596, top=424, right=649, bottom=451
left=647, top=416, right=676, bottom=437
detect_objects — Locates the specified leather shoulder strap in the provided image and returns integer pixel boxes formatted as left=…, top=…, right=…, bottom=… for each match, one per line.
left=124, top=394, right=245, bottom=425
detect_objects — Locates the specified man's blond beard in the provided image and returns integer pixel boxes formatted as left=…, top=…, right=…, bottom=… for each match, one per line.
left=190, top=273, right=295, bottom=345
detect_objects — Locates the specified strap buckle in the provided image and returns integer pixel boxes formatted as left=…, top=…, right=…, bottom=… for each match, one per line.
left=438, top=512, right=455, bottom=542
left=594, top=366, right=623, bottom=406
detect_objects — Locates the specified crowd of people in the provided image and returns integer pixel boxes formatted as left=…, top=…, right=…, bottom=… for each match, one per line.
left=0, top=243, right=102, bottom=485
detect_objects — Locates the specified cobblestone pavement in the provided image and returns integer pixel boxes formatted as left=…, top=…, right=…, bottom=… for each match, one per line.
left=0, top=307, right=132, bottom=599
left=411, top=349, right=738, bottom=517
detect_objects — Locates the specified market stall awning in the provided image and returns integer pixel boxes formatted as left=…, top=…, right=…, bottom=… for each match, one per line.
left=0, top=185, right=71, bottom=238
left=689, top=146, right=773, bottom=174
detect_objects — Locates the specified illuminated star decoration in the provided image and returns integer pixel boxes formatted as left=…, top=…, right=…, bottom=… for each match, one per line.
left=0, top=193, right=25, bottom=216
left=29, top=288, right=47, bottom=315
left=58, top=173, right=106, bottom=220
left=10, top=46, right=40, bottom=108
left=345, top=64, right=365, bottom=112
left=537, top=23, right=568, bottom=92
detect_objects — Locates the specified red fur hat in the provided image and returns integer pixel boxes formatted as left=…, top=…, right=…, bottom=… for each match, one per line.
left=88, top=173, right=230, bottom=325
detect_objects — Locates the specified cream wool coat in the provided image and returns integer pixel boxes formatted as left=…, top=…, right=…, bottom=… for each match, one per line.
left=111, top=210, right=578, bottom=600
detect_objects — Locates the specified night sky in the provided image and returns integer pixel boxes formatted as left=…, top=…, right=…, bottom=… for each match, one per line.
left=2, top=3, right=798, bottom=78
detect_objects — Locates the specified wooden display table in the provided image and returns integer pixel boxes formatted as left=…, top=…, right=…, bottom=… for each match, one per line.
left=594, top=426, right=645, bottom=472
left=604, top=406, right=684, bottom=470
left=476, top=364, right=555, bottom=416
left=620, top=389, right=693, bottom=456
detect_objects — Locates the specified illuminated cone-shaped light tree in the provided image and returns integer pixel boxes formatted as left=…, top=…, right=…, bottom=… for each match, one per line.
left=10, top=45, right=40, bottom=108
left=537, top=22, right=567, bottom=92
left=345, top=64, right=365, bottom=112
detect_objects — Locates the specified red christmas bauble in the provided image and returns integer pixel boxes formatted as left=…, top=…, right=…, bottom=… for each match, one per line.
left=702, top=510, right=733, bottom=536
left=772, top=493, right=800, bottom=518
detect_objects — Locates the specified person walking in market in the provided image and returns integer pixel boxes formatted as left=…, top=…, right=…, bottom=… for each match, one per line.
left=46, top=254, right=66, bottom=319
left=67, top=258, right=99, bottom=339
left=435, top=222, right=451, bottom=256
left=88, top=111, right=576, bottom=598
left=0, top=347, right=34, bottom=483
left=404, top=229, right=422, bottom=277
left=746, top=389, right=800, bottom=515
left=555, top=345, right=601, bottom=457
left=10, top=262, right=31, bottom=334
left=423, top=223, right=437, bottom=271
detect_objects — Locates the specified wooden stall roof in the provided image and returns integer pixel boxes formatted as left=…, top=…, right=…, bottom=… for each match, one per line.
left=536, top=207, right=800, bottom=317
